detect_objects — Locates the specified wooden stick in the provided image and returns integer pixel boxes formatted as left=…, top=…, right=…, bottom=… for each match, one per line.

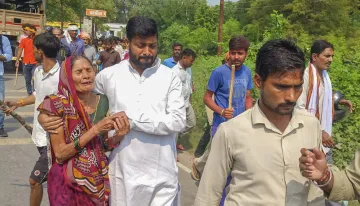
left=14, top=66, right=18, bottom=87
left=228, top=64, right=236, bottom=109
left=0, top=99, right=33, bottom=134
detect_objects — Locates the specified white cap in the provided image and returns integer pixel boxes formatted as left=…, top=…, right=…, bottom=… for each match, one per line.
left=67, top=24, right=78, bottom=31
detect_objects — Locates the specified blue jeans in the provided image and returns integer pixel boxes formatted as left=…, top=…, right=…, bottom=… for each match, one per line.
left=0, top=75, right=4, bottom=128
left=23, top=64, right=36, bottom=95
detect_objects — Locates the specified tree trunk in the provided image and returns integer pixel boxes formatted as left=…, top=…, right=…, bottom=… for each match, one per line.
left=217, top=0, right=224, bottom=56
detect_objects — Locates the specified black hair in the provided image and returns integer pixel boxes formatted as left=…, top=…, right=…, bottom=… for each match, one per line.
left=172, top=42, right=183, bottom=49
left=126, top=16, right=158, bottom=42
left=103, top=37, right=112, bottom=45
left=52, top=27, right=63, bottom=35
left=229, top=36, right=250, bottom=51
left=33, top=32, right=60, bottom=58
left=256, top=39, right=305, bottom=81
left=71, top=55, right=93, bottom=70
left=310, top=40, right=334, bottom=62
left=181, top=48, right=196, bottom=59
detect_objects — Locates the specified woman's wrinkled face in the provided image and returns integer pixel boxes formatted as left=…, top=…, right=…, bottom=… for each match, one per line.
left=72, top=58, right=95, bottom=93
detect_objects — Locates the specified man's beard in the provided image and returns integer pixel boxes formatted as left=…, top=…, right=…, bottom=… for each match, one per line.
left=174, top=52, right=180, bottom=58
left=129, top=48, right=157, bottom=70
left=261, top=93, right=296, bottom=115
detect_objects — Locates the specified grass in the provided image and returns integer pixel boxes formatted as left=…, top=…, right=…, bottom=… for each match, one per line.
left=178, top=127, right=206, bottom=154
left=349, top=201, right=360, bottom=206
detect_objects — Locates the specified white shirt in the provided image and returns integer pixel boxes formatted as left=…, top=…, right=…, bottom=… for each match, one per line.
left=115, top=45, right=124, bottom=56
left=297, top=65, right=325, bottom=118
left=172, top=62, right=192, bottom=108
left=94, top=58, right=186, bottom=205
left=32, top=63, right=60, bottom=147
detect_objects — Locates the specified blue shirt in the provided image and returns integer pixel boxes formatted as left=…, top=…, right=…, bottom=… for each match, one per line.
left=162, top=57, right=177, bottom=68
left=61, top=37, right=84, bottom=56
left=207, top=64, right=253, bottom=127
left=0, top=35, right=13, bottom=75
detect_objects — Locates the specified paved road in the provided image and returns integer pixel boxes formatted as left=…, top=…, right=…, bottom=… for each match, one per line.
left=0, top=72, right=198, bottom=205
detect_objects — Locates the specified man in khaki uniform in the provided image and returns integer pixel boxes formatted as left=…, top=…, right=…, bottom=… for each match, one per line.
left=194, top=39, right=325, bottom=206
left=300, top=147, right=360, bottom=202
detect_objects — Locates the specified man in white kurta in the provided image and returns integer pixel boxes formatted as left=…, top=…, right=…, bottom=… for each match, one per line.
left=94, top=57, right=186, bottom=205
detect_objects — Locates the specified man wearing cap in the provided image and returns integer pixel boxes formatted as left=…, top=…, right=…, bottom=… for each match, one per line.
left=61, top=24, right=84, bottom=56
left=16, top=24, right=37, bottom=95
left=79, top=32, right=97, bottom=65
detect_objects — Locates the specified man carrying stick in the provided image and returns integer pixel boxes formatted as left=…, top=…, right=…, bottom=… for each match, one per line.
left=4, top=32, right=61, bottom=206
left=191, top=36, right=253, bottom=205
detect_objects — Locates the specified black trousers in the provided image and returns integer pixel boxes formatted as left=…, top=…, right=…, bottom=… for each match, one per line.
left=194, top=122, right=211, bottom=158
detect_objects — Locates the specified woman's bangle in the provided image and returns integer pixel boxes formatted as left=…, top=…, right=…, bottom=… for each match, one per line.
left=74, top=138, right=82, bottom=151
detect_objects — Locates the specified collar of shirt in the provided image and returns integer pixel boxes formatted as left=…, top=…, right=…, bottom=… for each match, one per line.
left=128, top=58, right=161, bottom=81
left=169, top=57, right=176, bottom=64
left=38, top=62, right=60, bottom=80
left=251, top=101, right=304, bottom=135
left=174, top=62, right=188, bottom=70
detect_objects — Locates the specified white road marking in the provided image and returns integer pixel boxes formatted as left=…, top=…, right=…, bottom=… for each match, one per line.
left=177, top=162, right=191, bottom=173
left=0, top=138, right=33, bottom=145
left=5, top=90, right=27, bottom=93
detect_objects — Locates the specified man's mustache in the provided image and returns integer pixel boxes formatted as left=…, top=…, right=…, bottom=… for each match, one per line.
left=139, top=56, right=153, bottom=60
left=279, top=102, right=296, bottom=107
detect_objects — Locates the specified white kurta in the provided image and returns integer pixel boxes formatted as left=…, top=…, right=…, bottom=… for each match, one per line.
left=94, top=58, right=186, bottom=206
left=172, top=62, right=192, bottom=108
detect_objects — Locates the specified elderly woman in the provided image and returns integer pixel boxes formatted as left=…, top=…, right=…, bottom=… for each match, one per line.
left=38, top=56, right=130, bottom=205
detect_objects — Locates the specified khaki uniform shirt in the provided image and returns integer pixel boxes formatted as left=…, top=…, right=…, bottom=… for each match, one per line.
left=328, top=149, right=360, bottom=201
left=194, top=103, right=325, bottom=206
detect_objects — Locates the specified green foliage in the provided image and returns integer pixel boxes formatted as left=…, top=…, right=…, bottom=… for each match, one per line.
left=47, top=0, right=116, bottom=26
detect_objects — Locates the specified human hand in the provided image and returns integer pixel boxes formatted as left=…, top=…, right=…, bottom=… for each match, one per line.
left=113, top=113, right=130, bottom=138
left=93, top=116, right=115, bottom=136
left=339, top=99, right=353, bottom=113
left=299, top=148, right=328, bottom=181
left=15, top=60, right=19, bottom=68
left=322, top=130, right=335, bottom=147
left=4, top=101, right=19, bottom=115
left=222, top=108, right=234, bottom=119
left=38, top=112, right=64, bottom=134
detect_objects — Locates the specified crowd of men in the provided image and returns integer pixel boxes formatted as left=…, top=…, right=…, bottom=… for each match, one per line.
left=0, top=15, right=359, bottom=206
